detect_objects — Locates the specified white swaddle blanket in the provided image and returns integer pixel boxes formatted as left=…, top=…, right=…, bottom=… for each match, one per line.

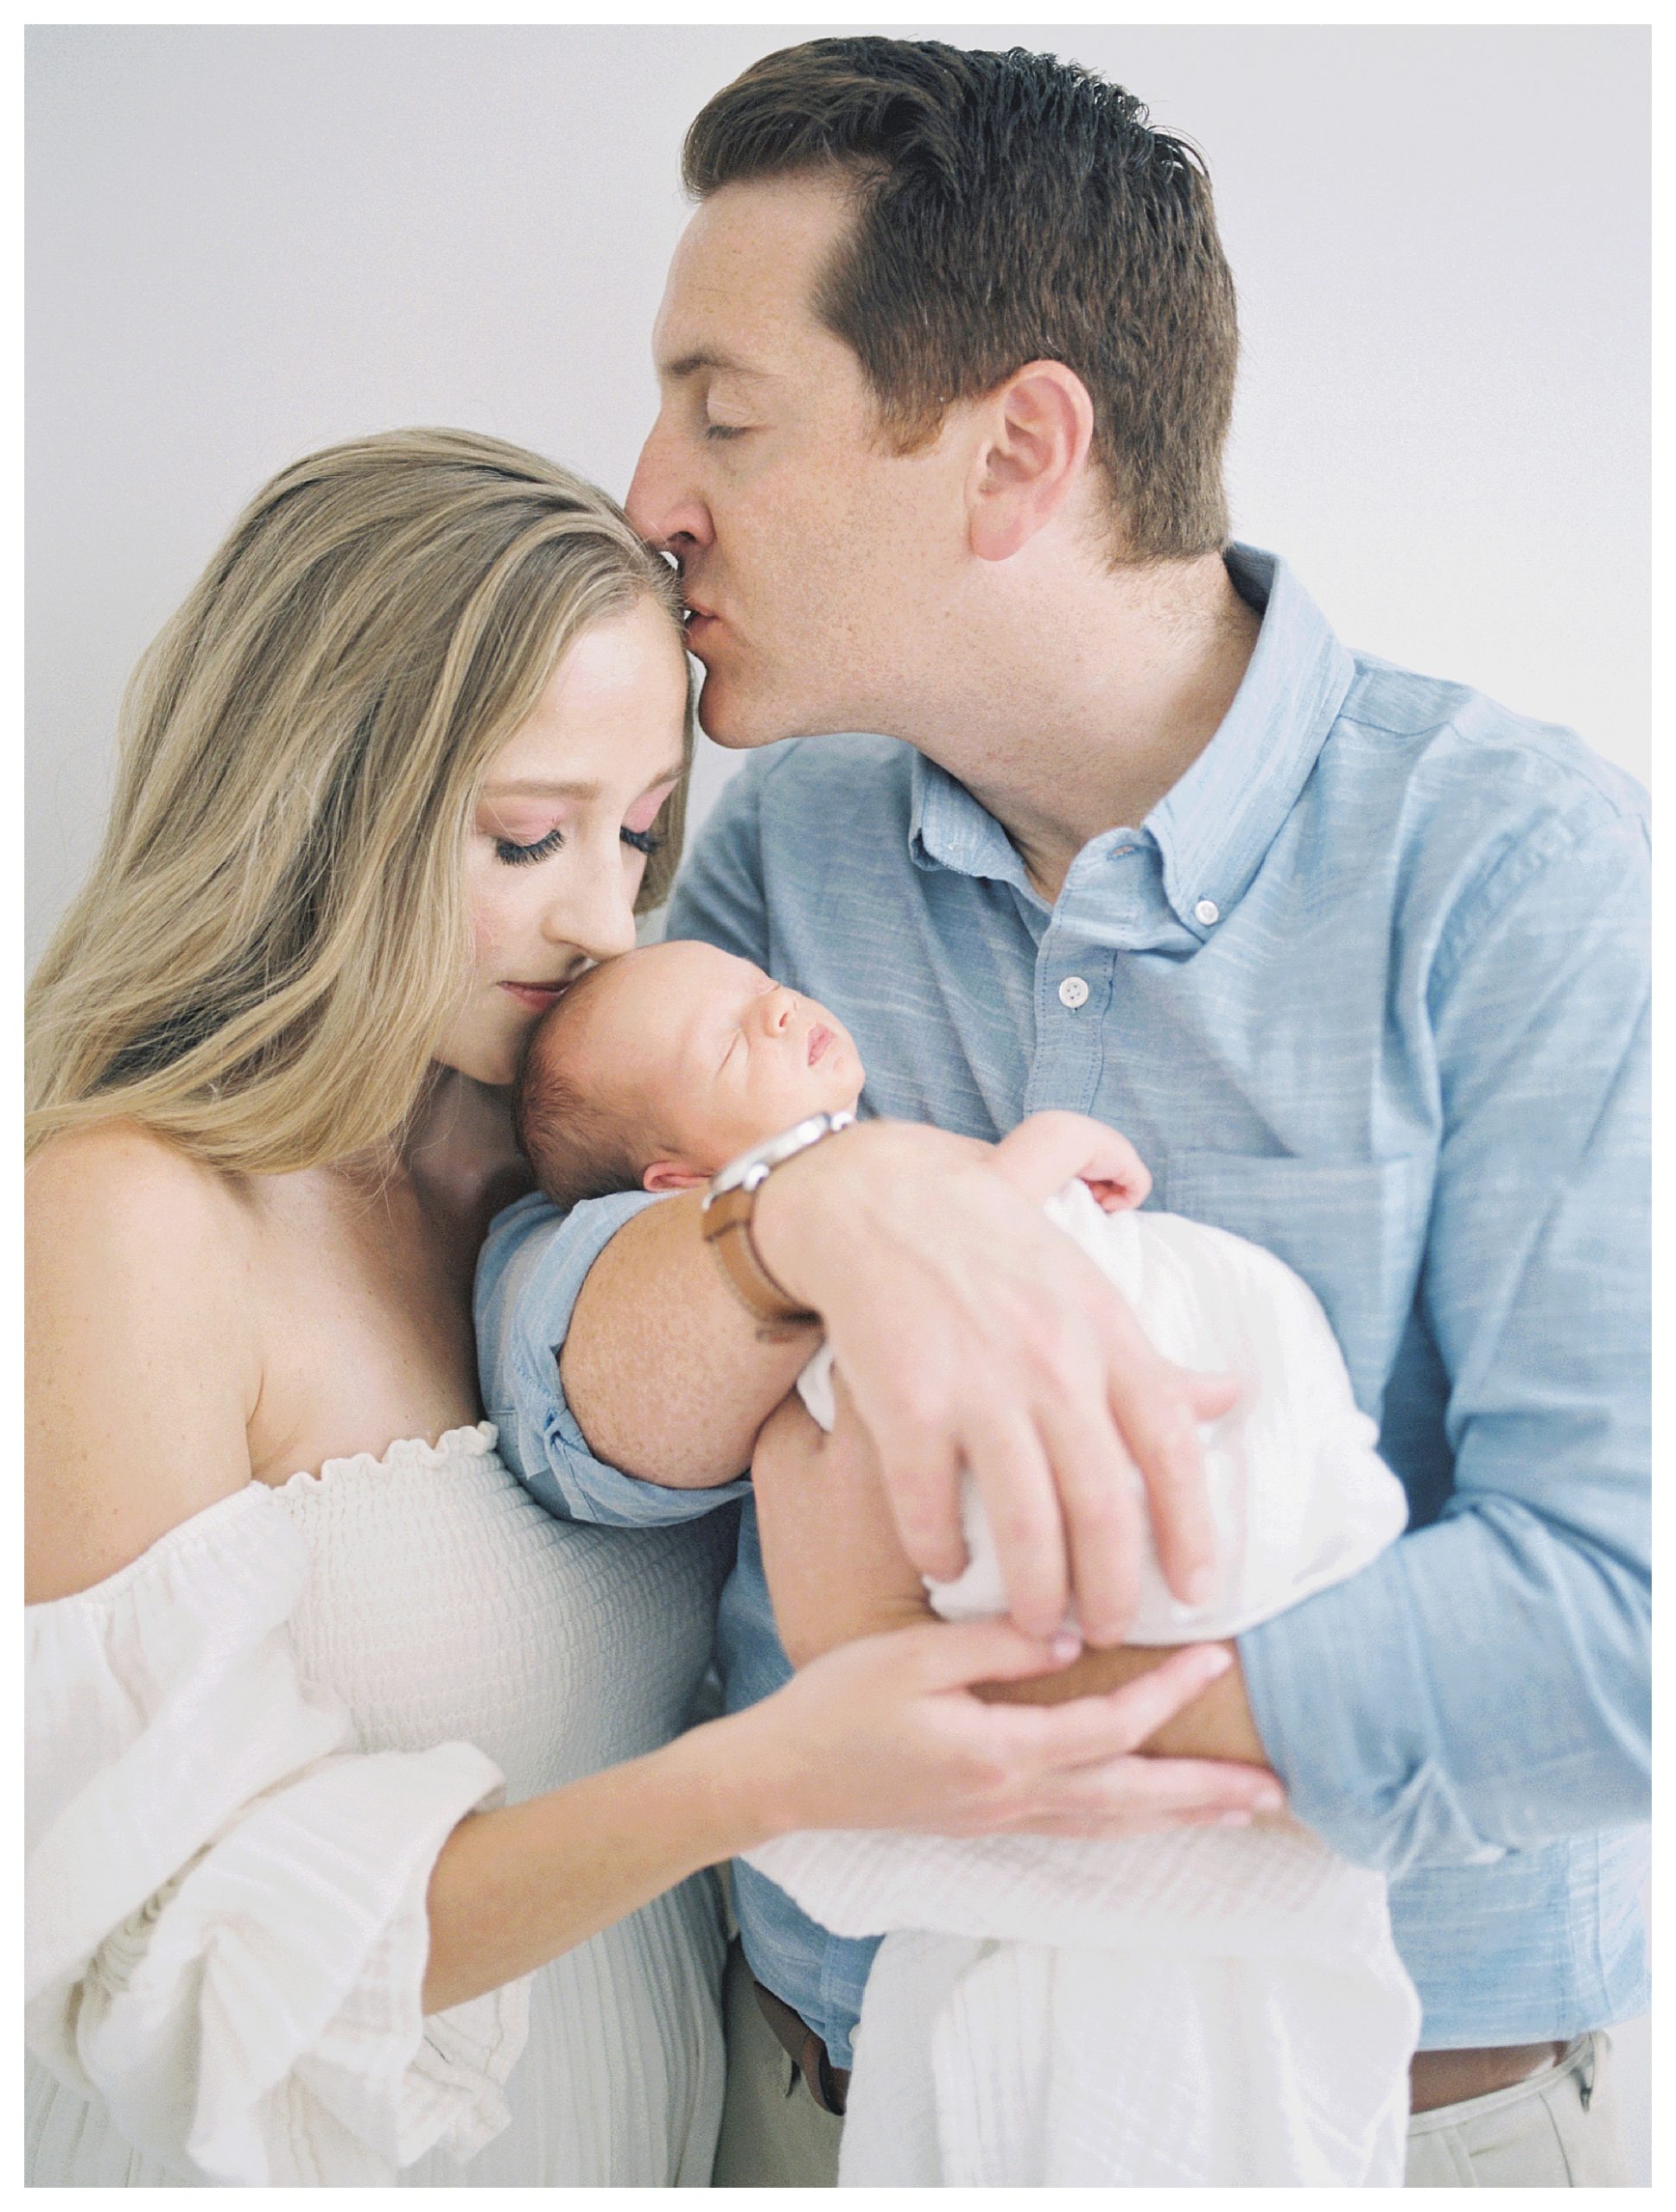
left=752, top=1180, right=1420, bottom=2188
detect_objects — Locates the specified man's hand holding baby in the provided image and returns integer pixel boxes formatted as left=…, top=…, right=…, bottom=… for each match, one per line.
left=524, top=944, right=1237, bottom=1649
left=751, top=1379, right=1281, bottom=1827
left=752, top=1113, right=1235, bottom=1645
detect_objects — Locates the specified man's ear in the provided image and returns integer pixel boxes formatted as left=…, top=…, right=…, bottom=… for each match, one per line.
left=966, top=360, right=1095, bottom=563
left=642, top=1160, right=712, bottom=1193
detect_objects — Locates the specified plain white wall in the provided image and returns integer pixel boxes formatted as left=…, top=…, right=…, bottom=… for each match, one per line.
left=24, top=24, right=1650, bottom=2175
left=28, top=22, right=1648, bottom=968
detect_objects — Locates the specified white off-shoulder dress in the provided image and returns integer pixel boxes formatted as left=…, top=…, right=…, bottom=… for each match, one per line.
left=25, top=1423, right=733, bottom=2187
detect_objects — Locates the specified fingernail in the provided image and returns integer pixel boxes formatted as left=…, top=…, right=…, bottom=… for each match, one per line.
left=1254, top=1786, right=1285, bottom=1811
left=1198, top=1646, right=1233, bottom=1679
left=1048, top=1630, right=1083, bottom=1663
left=1217, top=1810, right=1253, bottom=1827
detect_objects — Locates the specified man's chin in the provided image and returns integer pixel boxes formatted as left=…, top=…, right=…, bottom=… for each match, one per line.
left=695, top=669, right=785, bottom=752
left=696, top=669, right=856, bottom=753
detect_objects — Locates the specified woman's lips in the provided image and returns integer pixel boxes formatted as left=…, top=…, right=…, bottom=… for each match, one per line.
left=500, top=982, right=568, bottom=1014
left=807, top=1024, right=835, bottom=1066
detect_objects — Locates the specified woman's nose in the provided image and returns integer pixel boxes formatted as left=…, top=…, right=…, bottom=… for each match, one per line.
left=543, top=870, right=638, bottom=964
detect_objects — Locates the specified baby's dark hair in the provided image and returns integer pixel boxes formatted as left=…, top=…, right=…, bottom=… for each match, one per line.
left=514, top=967, right=650, bottom=1211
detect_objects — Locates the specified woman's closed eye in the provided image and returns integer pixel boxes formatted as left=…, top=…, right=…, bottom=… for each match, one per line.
left=493, top=823, right=665, bottom=867
left=494, top=825, right=566, bottom=867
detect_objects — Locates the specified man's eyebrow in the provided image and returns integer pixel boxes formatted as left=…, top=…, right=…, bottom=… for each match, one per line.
left=660, top=348, right=768, bottom=382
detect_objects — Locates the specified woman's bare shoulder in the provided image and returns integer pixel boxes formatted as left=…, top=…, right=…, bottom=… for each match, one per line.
left=29, top=1115, right=253, bottom=1238
left=27, top=1120, right=263, bottom=1604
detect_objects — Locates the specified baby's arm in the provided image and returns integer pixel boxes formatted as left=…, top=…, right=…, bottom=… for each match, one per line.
left=992, top=1109, right=1152, bottom=1213
left=752, top=1380, right=935, bottom=1668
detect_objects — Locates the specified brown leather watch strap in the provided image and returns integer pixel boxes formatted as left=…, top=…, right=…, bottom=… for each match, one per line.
left=701, top=1184, right=820, bottom=1332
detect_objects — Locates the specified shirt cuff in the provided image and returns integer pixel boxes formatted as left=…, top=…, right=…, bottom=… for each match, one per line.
left=475, top=1187, right=753, bottom=1529
left=1237, top=1526, right=1508, bottom=1878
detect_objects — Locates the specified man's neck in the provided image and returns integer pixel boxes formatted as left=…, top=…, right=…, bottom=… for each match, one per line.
left=916, top=551, right=1261, bottom=904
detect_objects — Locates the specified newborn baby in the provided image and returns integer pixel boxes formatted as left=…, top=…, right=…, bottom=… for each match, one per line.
left=513, top=940, right=1420, bottom=2187
left=514, top=938, right=866, bottom=1209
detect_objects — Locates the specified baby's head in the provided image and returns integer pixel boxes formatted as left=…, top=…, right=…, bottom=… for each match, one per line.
left=516, top=939, right=865, bottom=1210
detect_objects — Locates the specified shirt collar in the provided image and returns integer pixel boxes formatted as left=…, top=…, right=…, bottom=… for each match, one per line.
left=908, top=749, right=1032, bottom=891
left=906, top=544, right=1356, bottom=932
left=1146, top=545, right=1356, bottom=934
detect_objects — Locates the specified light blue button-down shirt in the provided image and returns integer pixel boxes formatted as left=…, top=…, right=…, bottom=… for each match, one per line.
left=476, top=546, right=1650, bottom=2066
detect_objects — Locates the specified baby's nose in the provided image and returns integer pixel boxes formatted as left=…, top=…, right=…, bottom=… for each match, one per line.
left=763, top=988, right=797, bottom=1034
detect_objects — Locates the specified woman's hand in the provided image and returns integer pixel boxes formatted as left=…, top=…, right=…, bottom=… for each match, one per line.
left=714, top=1623, right=1284, bottom=1844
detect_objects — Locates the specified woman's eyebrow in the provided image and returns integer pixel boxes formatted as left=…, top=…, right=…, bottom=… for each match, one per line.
left=482, top=766, right=684, bottom=803
left=481, top=777, right=603, bottom=802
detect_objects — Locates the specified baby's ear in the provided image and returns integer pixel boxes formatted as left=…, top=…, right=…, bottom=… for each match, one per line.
left=642, top=1160, right=712, bottom=1194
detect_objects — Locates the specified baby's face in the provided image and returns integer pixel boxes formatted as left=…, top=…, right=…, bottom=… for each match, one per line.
left=557, top=940, right=865, bottom=1181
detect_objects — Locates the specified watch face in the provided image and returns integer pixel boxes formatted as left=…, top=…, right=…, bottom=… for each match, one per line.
left=708, top=1110, right=851, bottom=1200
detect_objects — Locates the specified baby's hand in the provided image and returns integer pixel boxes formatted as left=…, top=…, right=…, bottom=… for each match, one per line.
left=991, top=1109, right=1152, bottom=1213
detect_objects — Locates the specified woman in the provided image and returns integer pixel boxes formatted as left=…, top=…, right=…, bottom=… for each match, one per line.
left=25, top=429, right=1234, bottom=2187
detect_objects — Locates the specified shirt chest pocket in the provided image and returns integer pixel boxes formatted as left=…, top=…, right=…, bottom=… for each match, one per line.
left=1154, top=1151, right=1430, bottom=1420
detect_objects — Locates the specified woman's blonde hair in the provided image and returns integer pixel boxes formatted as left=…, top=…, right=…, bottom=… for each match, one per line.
left=26, top=429, right=691, bottom=1173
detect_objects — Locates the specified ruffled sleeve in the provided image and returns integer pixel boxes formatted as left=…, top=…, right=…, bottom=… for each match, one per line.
left=26, top=1485, right=530, bottom=2185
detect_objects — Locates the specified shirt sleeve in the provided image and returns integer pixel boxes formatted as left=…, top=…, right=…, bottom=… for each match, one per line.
left=1238, top=809, right=1650, bottom=1878
left=26, top=1491, right=526, bottom=2186
left=474, top=1189, right=753, bottom=1528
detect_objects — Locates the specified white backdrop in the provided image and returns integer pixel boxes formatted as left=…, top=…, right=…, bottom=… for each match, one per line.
left=28, top=22, right=1649, bottom=966
left=24, top=22, right=1650, bottom=2176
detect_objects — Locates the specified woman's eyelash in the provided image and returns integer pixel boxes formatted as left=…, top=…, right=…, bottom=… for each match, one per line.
left=494, top=826, right=565, bottom=867
left=493, top=823, right=663, bottom=866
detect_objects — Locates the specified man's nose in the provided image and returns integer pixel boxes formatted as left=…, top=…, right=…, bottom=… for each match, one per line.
left=625, top=423, right=713, bottom=556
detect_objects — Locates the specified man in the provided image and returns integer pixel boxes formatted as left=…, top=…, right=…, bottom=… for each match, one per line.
left=477, top=36, right=1648, bottom=2187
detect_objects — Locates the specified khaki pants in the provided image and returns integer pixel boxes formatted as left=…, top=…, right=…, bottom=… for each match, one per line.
left=711, top=1942, right=1630, bottom=2188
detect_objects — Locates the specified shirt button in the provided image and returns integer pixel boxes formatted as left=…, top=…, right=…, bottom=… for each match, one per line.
left=1057, top=976, right=1090, bottom=1009
left=1194, top=898, right=1221, bottom=926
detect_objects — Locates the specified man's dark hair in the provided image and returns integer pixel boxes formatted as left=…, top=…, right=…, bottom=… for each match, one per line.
left=684, top=37, right=1238, bottom=562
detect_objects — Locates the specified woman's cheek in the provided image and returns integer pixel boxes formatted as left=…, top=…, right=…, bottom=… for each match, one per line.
left=464, top=859, right=511, bottom=965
